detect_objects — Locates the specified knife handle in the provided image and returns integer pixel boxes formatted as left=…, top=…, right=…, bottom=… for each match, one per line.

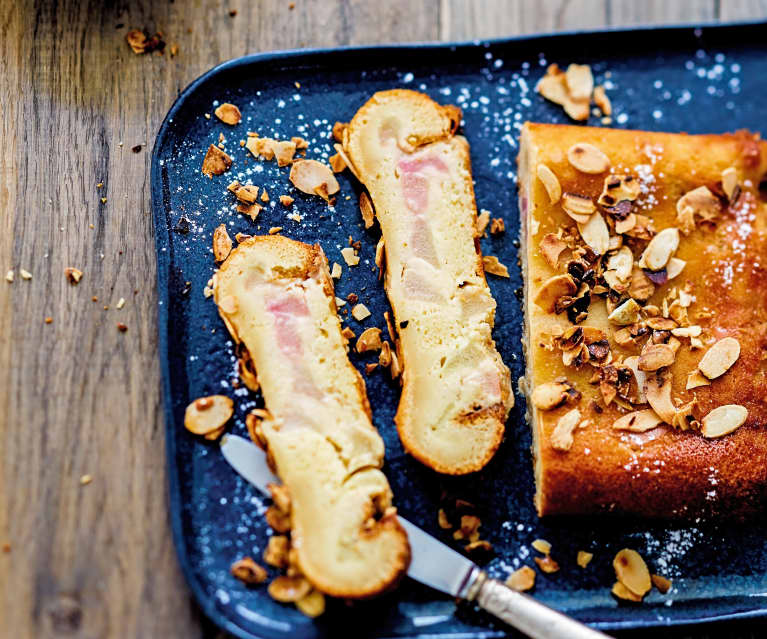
left=466, top=571, right=611, bottom=639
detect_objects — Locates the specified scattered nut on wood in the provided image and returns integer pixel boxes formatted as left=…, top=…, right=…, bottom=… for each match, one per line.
left=64, top=267, right=83, bottom=284
left=214, top=103, right=242, bottom=125
left=231, top=557, right=267, bottom=585
left=567, top=142, right=610, bottom=174
left=184, top=395, right=233, bottom=437
left=613, top=549, right=651, bottom=598
left=698, top=337, right=740, bottom=379
left=506, top=566, right=536, bottom=591
left=701, top=404, right=748, bottom=438
left=213, top=224, right=233, bottom=262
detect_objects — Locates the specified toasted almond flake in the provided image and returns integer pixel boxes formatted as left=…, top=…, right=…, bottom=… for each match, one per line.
left=356, top=327, right=383, bottom=353
left=335, top=296, right=346, bottom=307
left=613, top=549, right=651, bottom=597
left=506, top=566, right=536, bottom=591
left=565, top=64, right=594, bottom=100
left=608, top=298, right=641, bottom=325
left=482, top=255, right=509, bottom=278
left=375, top=238, right=385, bottom=272
left=490, top=218, right=505, bottom=235
left=550, top=408, right=581, bottom=451
left=686, top=369, right=710, bottom=390
left=328, top=153, right=346, bottom=173
left=701, top=404, right=748, bottom=438
left=279, top=195, right=294, bottom=207
left=340, top=246, right=359, bottom=267
left=612, top=408, right=663, bottom=432
left=612, top=581, right=643, bottom=602
left=201, top=144, right=232, bottom=177
left=536, top=163, right=561, bottom=203
left=359, top=192, right=375, bottom=229
left=567, top=143, right=610, bottom=174
left=577, top=211, right=609, bottom=255
left=20, top=269, right=32, bottom=280
left=476, top=209, right=490, bottom=236
left=289, top=159, right=339, bottom=200
left=351, top=303, right=371, bottom=321
left=676, top=186, right=720, bottom=234
left=116, top=297, right=126, bottom=310
left=332, top=143, right=361, bottom=181
left=698, top=337, right=740, bottom=379
left=539, top=233, right=568, bottom=269
left=531, top=380, right=578, bottom=411
left=623, top=356, right=647, bottom=403
left=607, top=246, right=633, bottom=282
left=651, top=574, right=672, bottom=594
left=291, top=136, right=309, bottom=149
left=230, top=557, right=268, bottom=585
left=532, top=539, right=551, bottom=554
left=437, top=508, right=451, bottom=529
left=665, top=257, right=686, bottom=281
left=80, top=474, right=92, bottom=485
left=268, top=226, right=282, bottom=235
left=721, top=166, right=739, bottom=201
left=214, top=103, right=242, bottom=125
left=184, top=395, right=233, bottom=435
left=577, top=551, right=594, bottom=568
left=330, top=262, right=342, bottom=279
left=268, top=575, right=313, bottom=603
left=263, top=535, right=290, bottom=568
left=64, top=267, right=83, bottom=284
left=593, top=85, right=612, bottom=115
left=213, top=224, right=233, bottom=262
left=237, top=202, right=262, bottom=221
left=638, top=342, right=676, bottom=371
left=561, top=192, right=595, bottom=223
left=536, top=69, right=569, bottom=106
left=639, top=227, right=679, bottom=271
left=615, top=214, right=637, bottom=234
left=644, top=370, right=676, bottom=424
left=672, top=325, right=702, bottom=338
left=563, top=96, right=590, bottom=122
left=534, top=555, right=560, bottom=573
left=628, top=267, right=655, bottom=302
left=295, top=589, right=325, bottom=618
left=5, top=270, right=13, bottom=283
left=340, top=326, right=355, bottom=340
left=534, top=274, right=577, bottom=313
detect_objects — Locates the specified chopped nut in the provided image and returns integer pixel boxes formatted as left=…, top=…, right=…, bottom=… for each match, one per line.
left=375, top=238, right=385, bottom=272
left=340, top=246, right=359, bottom=267
left=214, top=103, right=242, bottom=125
left=651, top=574, right=672, bottom=594
left=279, top=195, right=294, bottom=207
left=639, top=227, right=679, bottom=270
left=686, top=369, right=710, bottom=390
left=351, top=303, right=371, bottom=321
left=332, top=121, right=347, bottom=142
left=482, top=255, right=509, bottom=278
left=536, top=163, right=562, bottom=204
left=64, top=267, right=83, bottom=284
left=608, top=298, right=641, bottom=325
left=698, top=337, right=740, bottom=379
left=534, top=555, right=560, bottom=573
left=268, top=226, right=282, bottom=235
left=561, top=192, right=595, bottom=223
left=269, top=575, right=313, bottom=601
left=676, top=186, right=720, bottom=234
left=506, top=566, right=536, bottom=591
left=539, top=233, right=568, bottom=269
left=356, top=327, right=383, bottom=353
left=201, top=144, right=232, bottom=177
left=550, top=408, right=581, bottom=451
left=184, top=395, right=233, bottom=436
left=328, top=153, right=346, bottom=173
left=628, top=267, right=655, bottom=302
left=465, top=540, right=493, bottom=554
left=721, top=167, right=739, bottom=201
left=532, top=539, right=551, bottom=554
left=638, top=342, right=676, bottom=371
left=476, top=209, right=490, bottom=236
left=701, top=404, right=748, bottom=438
left=20, top=269, right=32, bottom=280
left=612, top=409, right=663, bottom=432
left=231, top=557, right=267, bottom=585
left=531, top=380, right=580, bottom=411
left=295, top=589, right=325, bottom=618
left=340, top=326, right=355, bottom=340
left=437, top=508, right=451, bottom=529
left=567, top=142, right=610, bottom=174
left=331, top=262, right=342, bottom=279
left=263, top=535, right=290, bottom=568
left=291, top=136, right=309, bottom=149
left=593, top=85, right=612, bottom=115
left=599, top=174, right=640, bottom=208
left=335, top=296, right=346, bottom=307
left=665, top=257, right=686, bottom=281
left=289, top=159, right=339, bottom=201
left=614, top=549, right=651, bottom=598
left=577, top=551, right=594, bottom=568
left=265, top=505, right=290, bottom=533
left=577, top=211, right=609, bottom=255
left=359, top=192, right=375, bottom=229
left=534, top=274, right=577, bottom=313
left=490, top=218, right=505, bottom=235
left=80, top=474, right=92, bottom=485
left=565, top=64, right=594, bottom=100
left=213, top=224, right=233, bottom=262
left=116, top=297, right=125, bottom=310
left=232, top=183, right=258, bottom=203
left=379, top=341, right=393, bottom=367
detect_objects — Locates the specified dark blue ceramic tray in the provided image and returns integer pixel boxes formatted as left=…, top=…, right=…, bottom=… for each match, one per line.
left=151, top=21, right=767, bottom=639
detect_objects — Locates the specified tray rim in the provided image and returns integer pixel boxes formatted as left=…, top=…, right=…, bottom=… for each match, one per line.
left=150, top=18, right=767, bottom=639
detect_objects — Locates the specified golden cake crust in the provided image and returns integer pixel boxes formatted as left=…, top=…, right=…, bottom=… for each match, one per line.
left=342, top=90, right=513, bottom=474
left=519, top=122, right=767, bottom=519
left=214, top=235, right=410, bottom=597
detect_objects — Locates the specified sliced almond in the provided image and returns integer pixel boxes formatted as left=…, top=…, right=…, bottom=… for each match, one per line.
left=567, top=143, right=610, bottom=174
left=561, top=192, right=596, bottom=223
left=565, top=64, right=593, bottom=101
left=268, top=576, right=312, bottom=603
left=536, top=70, right=569, bottom=106
left=359, top=191, right=375, bottom=229
left=638, top=343, right=676, bottom=371
left=577, top=551, right=594, bottom=568
left=612, top=581, right=643, bottom=602
left=698, top=337, right=740, bottom=379
left=686, top=369, right=711, bottom=390
left=531, top=380, right=579, bottom=411
left=289, top=159, right=339, bottom=200
left=295, top=589, right=326, bottom=618
left=506, top=566, right=536, bottom=592
left=482, top=255, right=510, bottom=278
left=672, top=325, right=702, bottom=338
left=214, top=103, right=242, bottom=125
left=721, top=166, right=739, bottom=201
left=213, top=224, right=233, bottom=262
left=537, top=164, right=561, bottom=204
left=665, top=257, right=686, bottom=281
left=577, top=211, right=609, bottom=255
left=534, top=555, right=560, bottom=573
left=476, top=210, right=490, bottom=236
left=607, top=246, right=633, bottom=283
left=628, top=267, right=655, bottom=302
left=676, top=186, right=720, bottom=234
left=608, top=298, right=641, bottom=325
left=623, top=355, right=647, bottom=403
left=612, top=408, right=663, bottom=432
left=644, top=370, right=675, bottom=424
left=328, top=153, right=346, bottom=173
left=701, top=404, right=748, bottom=438
left=539, top=233, right=568, bottom=269
left=651, top=574, right=672, bottom=594
left=351, top=303, right=371, bottom=321
left=340, top=247, right=359, bottom=267
left=550, top=408, right=581, bottom=451
left=534, top=274, right=577, bottom=313
left=201, top=144, right=232, bottom=177
left=593, top=85, right=612, bottom=115
left=639, top=227, right=679, bottom=271
left=613, top=549, right=651, bottom=597
left=184, top=395, right=233, bottom=435
left=356, top=327, right=382, bottom=353
left=598, top=174, right=641, bottom=206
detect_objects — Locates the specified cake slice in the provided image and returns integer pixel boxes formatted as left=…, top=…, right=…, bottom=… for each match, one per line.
left=214, top=235, right=410, bottom=597
left=518, top=122, right=767, bottom=518
left=342, top=90, right=513, bottom=474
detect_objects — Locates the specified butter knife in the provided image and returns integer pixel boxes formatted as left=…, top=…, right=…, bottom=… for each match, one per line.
left=220, top=434, right=610, bottom=639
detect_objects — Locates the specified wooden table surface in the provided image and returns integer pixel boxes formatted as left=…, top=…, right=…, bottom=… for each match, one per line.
left=2, top=1, right=766, bottom=638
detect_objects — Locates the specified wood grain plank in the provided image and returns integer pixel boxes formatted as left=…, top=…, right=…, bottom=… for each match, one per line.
left=439, top=0, right=607, bottom=40
left=718, top=0, right=767, bottom=20
left=606, top=0, right=716, bottom=25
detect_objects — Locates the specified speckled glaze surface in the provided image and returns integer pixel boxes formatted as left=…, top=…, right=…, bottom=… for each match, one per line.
left=151, top=22, right=767, bottom=639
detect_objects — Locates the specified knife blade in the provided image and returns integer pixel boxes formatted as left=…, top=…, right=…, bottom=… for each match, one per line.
left=219, top=434, right=609, bottom=639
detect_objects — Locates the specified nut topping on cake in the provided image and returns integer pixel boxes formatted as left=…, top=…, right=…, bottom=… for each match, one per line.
left=698, top=337, right=740, bottom=379
left=534, top=274, right=577, bottom=312
left=550, top=408, right=581, bottom=451
left=531, top=379, right=581, bottom=410
left=561, top=192, right=596, bottom=223
left=639, top=227, right=679, bottom=271
left=536, top=163, right=562, bottom=203
left=701, top=404, right=748, bottom=438
left=567, top=142, right=610, bottom=174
